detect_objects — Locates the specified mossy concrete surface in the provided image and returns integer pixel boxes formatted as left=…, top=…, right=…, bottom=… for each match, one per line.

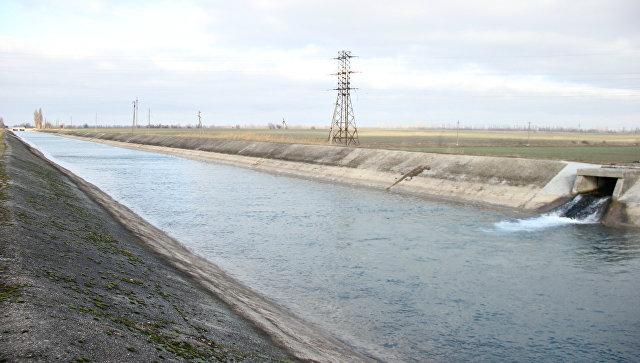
left=0, top=131, right=292, bottom=362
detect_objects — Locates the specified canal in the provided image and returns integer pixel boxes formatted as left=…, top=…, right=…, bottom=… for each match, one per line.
left=18, top=132, right=640, bottom=362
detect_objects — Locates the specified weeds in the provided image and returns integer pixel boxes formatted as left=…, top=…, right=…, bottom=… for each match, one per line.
left=0, top=129, right=10, bottom=225
left=0, top=283, right=25, bottom=302
left=85, top=231, right=142, bottom=264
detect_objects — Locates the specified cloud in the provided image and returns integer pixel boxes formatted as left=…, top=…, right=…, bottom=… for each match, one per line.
left=0, top=0, right=638, bottom=127
left=0, top=0, right=213, bottom=57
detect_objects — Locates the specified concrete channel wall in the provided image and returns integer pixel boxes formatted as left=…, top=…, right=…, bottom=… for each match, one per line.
left=54, top=131, right=640, bottom=227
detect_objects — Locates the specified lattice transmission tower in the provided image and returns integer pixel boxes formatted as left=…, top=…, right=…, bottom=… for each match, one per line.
left=328, top=50, right=359, bottom=146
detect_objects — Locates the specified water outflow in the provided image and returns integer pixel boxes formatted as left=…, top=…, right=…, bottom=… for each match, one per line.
left=558, top=193, right=611, bottom=221
left=495, top=194, right=611, bottom=232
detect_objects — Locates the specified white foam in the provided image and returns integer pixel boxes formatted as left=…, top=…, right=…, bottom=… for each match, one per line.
left=494, top=194, right=609, bottom=232
left=494, top=214, right=595, bottom=232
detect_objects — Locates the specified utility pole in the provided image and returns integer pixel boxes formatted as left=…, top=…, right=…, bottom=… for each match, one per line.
left=95, top=113, right=98, bottom=132
left=132, top=98, right=138, bottom=134
left=328, top=50, right=359, bottom=146
left=135, top=98, right=138, bottom=128
left=456, top=120, right=460, bottom=147
left=526, top=121, right=531, bottom=147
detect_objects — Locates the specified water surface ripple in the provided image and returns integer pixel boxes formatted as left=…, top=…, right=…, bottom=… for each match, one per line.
left=19, top=132, right=640, bottom=362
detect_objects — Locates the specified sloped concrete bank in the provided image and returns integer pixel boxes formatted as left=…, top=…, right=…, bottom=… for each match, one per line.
left=54, top=131, right=639, bottom=226
left=11, top=132, right=370, bottom=362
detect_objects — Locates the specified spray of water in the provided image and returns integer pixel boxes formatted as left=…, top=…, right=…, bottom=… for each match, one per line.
left=495, top=194, right=611, bottom=232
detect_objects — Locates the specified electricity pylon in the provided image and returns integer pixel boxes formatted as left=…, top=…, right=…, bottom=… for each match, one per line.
left=328, top=50, right=359, bottom=146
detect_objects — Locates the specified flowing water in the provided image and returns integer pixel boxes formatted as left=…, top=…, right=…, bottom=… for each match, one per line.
left=495, top=194, right=612, bottom=232
left=18, top=132, right=640, bottom=362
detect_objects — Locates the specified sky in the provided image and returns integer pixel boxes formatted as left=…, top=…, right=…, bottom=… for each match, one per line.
left=0, top=0, right=639, bottom=129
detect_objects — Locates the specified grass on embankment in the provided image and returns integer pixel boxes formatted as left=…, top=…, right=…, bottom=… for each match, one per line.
left=0, top=132, right=291, bottom=362
left=0, top=128, right=9, bottom=225
left=0, top=129, right=25, bottom=320
left=58, top=127, right=640, bottom=164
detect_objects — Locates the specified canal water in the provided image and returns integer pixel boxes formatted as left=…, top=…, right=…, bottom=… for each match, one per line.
left=19, top=132, right=640, bottom=362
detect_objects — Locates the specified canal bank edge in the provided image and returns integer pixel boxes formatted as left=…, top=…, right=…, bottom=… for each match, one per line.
left=9, top=132, right=372, bottom=362
left=50, top=131, right=640, bottom=227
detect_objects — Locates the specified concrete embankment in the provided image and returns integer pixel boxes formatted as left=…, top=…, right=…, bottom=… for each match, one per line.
left=53, top=131, right=640, bottom=227
left=2, top=131, right=368, bottom=362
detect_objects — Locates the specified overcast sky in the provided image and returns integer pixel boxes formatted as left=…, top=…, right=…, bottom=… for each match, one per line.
left=1, top=0, right=639, bottom=129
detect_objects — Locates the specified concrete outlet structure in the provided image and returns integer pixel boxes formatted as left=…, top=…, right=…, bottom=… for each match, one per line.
left=573, top=168, right=640, bottom=200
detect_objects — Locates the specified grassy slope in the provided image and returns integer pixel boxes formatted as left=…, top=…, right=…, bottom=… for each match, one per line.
left=0, top=132, right=291, bottom=362
left=0, top=128, right=12, bottom=303
left=0, top=129, right=8, bottom=224
left=60, top=127, right=640, bottom=164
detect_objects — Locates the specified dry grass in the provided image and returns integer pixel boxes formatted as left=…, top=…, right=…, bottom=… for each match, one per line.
left=58, top=127, right=640, bottom=164
left=0, top=128, right=5, bottom=156
left=65, top=127, right=329, bottom=145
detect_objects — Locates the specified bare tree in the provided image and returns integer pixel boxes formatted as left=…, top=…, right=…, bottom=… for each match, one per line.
left=33, top=108, right=44, bottom=129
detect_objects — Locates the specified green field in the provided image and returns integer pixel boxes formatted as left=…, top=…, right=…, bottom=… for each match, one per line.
left=58, top=127, right=640, bottom=164
left=410, top=146, right=639, bottom=164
